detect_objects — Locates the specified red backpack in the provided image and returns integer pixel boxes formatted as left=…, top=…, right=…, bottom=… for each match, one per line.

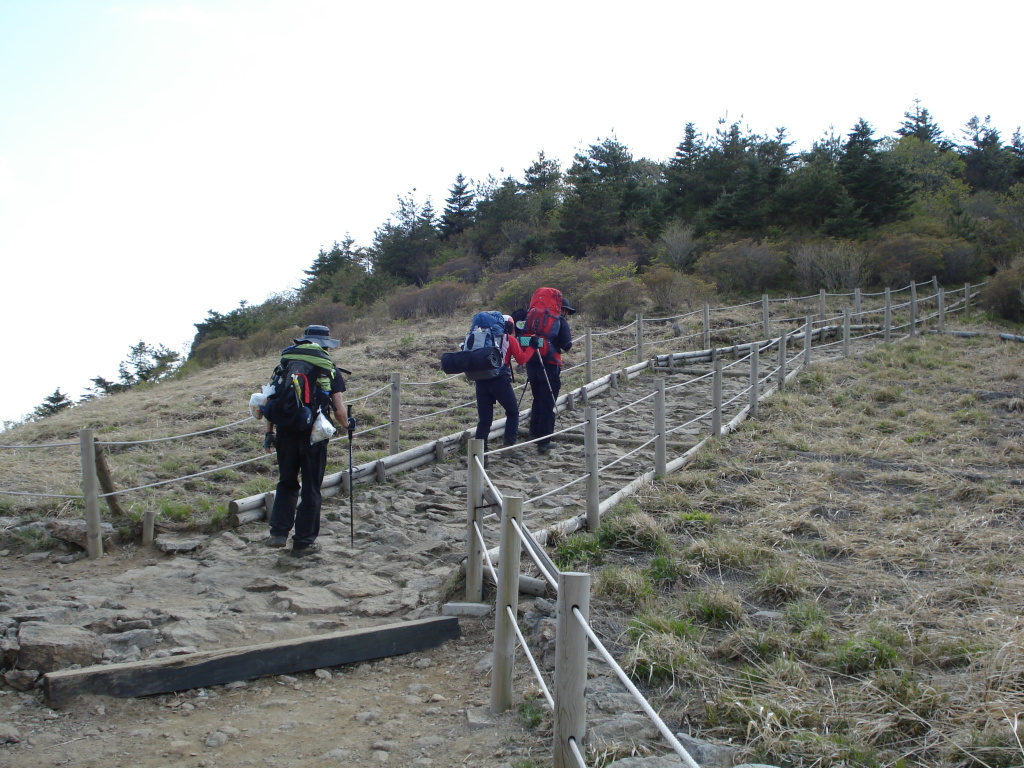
left=523, top=287, right=563, bottom=362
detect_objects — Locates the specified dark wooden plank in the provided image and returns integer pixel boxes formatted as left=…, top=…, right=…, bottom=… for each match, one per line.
left=44, top=615, right=460, bottom=708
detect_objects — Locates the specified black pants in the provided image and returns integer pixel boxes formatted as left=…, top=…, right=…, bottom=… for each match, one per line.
left=268, top=428, right=327, bottom=548
left=526, top=359, right=561, bottom=446
left=475, top=373, right=520, bottom=446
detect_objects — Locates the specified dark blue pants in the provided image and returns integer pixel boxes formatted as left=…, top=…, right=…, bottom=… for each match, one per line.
left=526, top=359, right=561, bottom=446
left=475, top=373, right=520, bottom=446
left=269, top=428, right=327, bottom=548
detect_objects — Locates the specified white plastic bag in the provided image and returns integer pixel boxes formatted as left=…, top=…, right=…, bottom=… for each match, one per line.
left=248, top=384, right=276, bottom=420
left=249, top=392, right=267, bottom=420
left=310, top=411, right=336, bottom=444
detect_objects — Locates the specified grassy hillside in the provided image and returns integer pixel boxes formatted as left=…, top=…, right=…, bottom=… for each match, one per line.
left=4, top=303, right=1024, bottom=765
left=560, top=331, right=1024, bottom=767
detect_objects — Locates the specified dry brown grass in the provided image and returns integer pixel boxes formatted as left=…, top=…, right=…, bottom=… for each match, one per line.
left=583, top=331, right=1024, bottom=767
left=0, top=310, right=658, bottom=531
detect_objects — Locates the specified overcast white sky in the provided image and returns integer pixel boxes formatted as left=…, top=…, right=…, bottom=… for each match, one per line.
left=1, top=0, right=1021, bottom=427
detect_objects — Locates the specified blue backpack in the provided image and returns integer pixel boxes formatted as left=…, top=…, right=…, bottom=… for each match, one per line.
left=440, top=311, right=507, bottom=381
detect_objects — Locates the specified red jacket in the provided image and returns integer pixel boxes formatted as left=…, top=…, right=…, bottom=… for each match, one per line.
left=503, top=334, right=534, bottom=367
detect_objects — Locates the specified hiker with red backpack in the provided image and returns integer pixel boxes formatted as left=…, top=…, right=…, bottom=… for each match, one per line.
left=521, top=287, right=576, bottom=454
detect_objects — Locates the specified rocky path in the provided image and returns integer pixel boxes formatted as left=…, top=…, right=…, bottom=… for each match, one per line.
left=0, top=346, right=842, bottom=767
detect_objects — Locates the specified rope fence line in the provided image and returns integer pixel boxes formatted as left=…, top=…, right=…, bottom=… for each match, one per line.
left=0, top=441, right=80, bottom=449
left=2, top=279, right=985, bottom=557
left=0, top=490, right=84, bottom=499
left=95, top=417, right=255, bottom=446
left=470, top=278, right=989, bottom=766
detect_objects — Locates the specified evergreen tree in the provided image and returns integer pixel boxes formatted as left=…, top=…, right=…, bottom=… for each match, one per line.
left=371, top=193, right=438, bottom=285
left=521, top=151, right=563, bottom=214
left=959, top=116, right=1020, bottom=193
left=300, top=236, right=364, bottom=299
left=837, top=118, right=914, bottom=226
left=118, top=341, right=182, bottom=387
left=557, top=137, right=661, bottom=255
left=776, top=135, right=845, bottom=232
left=895, top=99, right=946, bottom=147
left=32, top=389, right=74, bottom=419
left=470, top=174, right=534, bottom=260
left=439, top=174, right=475, bottom=240
left=663, top=122, right=706, bottom=220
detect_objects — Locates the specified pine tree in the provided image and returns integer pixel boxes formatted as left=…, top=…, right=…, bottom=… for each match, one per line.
left=32, top=389, right=74, bottom=419
left=838, top=119, right=914, bottom=226
left=521, top=151, right=563, bottom=213
left=300, top=236, right=363, bottom=299
left=439, top=174, right=475, bottom=240
left=896, top=99, right=946, bottom=146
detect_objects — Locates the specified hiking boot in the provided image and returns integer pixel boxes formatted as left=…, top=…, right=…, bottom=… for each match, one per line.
left=265, top=535, right=288, bottom=548
left=289, top=542, right=322, bottom=558
left=537, top=441, right=557, bottom=454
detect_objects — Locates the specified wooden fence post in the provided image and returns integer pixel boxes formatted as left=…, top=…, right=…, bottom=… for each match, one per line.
left=938, top=288, right=946, bottom=334
left=842, top=308, right=850, bottom=358
left=854, top=287, right=862, bottom=322
left=749, top=344, right=759, bottom=419
left=389, top=372, right=401, bottom=455
left=819, top=289, right=826, bottom=322
left=702, top=303, right=711, bottom=350
left=554, top=571, right=589, bottom=768
left=142, top=510, right=156, bottom=546
left=654, top=379, right=667, bottom=476
left=804, top=316, right=813, bottom=369
left=490, top=495, right=522, bottom=715
left=584, top=407, right=600, bottom=531
left=92, top=443, right=125, bottom=518
left=79, top=429, right=103, bottom=560
left=712, top=357, right=723, bottom=437
left=910, top=282, right=918, bottom=336
left=964, top=282, right=971, bottom=318
left=465, top=439, right=485, bottom=603
left=585, top=327, right=593, bottom=386
left=762, top=294, right=770, bottom=337
left=635, top=313, right=644, bottom=365
left=884, top=288, right=892, bottom=343
left=778, top=331, right=788, bottom=390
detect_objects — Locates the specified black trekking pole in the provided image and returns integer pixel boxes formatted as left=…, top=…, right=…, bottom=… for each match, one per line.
left=346, top=404, right=355, bottom=547
left=540, top=361, right=561, bottom=426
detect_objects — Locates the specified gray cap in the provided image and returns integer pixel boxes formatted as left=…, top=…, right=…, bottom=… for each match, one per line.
left=298, top=325, right=340, bottom=349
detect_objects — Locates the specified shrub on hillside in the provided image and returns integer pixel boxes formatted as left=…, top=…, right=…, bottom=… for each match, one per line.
left=790, top=241, right=869, bottom=292
left=388, top=287, right=420, bottom=320
left=429, top=256, right=484, bottom=284
left=244, top=329, right=294, bottom=357
left=491, top=258, right=602, bottom=313
left=190, top=336, right=245, bottom=366
left=420, top=281, right=472, bottom=315
left=300, top=301, right=358, bottom=331
left=387, top=282, right=472, bottom=319
left=980, top=260, right=1024, bottom=322
left=657, top=221, right=698, bottom=271
left=693, top=240, right=788, bottom=294
left=641, top=267, right=716, bottom=312
left=582, top=278, right=648, bottom=323
left=865, top=234, right=946, bottom=287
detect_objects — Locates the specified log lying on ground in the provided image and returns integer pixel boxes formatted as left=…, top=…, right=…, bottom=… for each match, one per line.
left=43, top=615, right=459, bottom=709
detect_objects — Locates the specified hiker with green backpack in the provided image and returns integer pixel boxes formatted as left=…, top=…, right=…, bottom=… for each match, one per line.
left=521, top=287, right=575, bottom=454
left=257, top=325, right=354, bottom=558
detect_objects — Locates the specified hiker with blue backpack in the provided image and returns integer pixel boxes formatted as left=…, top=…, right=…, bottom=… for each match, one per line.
left=521, top=287, right=575, bottom=454
left=257, top=325, right=354, bottom=558
left=441, top=311, right=536, bottom=452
